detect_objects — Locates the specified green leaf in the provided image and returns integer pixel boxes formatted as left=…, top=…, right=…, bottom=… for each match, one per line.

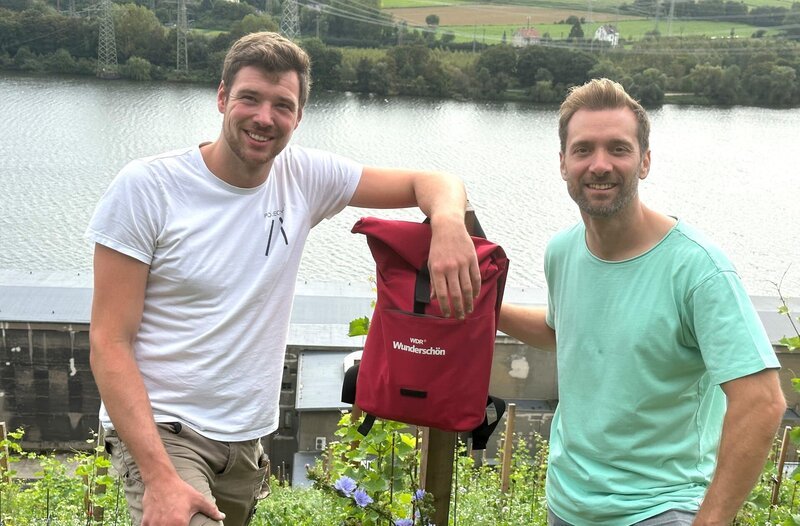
left=779, top=305, right=790, bottom=315
left=780, top=335, right=800, bottom=352
left=348, top=316, right=370, bottom=337
left=749, top=492, right=771, bottom=508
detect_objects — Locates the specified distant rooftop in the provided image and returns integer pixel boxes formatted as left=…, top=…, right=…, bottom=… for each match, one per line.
left=0, top=270, right=796, bottom=346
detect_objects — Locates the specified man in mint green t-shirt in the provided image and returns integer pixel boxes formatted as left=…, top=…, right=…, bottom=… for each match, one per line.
left=499, top=78, right=785, bottom=526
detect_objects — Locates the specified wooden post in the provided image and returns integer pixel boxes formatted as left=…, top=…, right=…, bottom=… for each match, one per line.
left=0, top=421, right=9, bottom=484
left=92, top=430, right=109, bottom=523
left=420, top=427, right=456, bottom=526
left=500, top=403, right=517, bottom=493
left=772, top=426, right=792, bottom=506
left=418, top=205, right=483, bottom=523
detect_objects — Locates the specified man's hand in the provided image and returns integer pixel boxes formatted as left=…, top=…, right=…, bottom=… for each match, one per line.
left=428, top=213, right=481, bottom=319
left=142, top=476, right=225, bottom=526
left=348, top=166, right=479, bottom=317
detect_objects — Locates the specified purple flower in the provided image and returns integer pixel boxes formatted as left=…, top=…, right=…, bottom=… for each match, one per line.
left=334, top=476, right=357, bottom=497
left=353, top=488, right=374, bottom=507
left=413, top=488, right=426, bottom=502
left=395, top=520, right=413, bottom=526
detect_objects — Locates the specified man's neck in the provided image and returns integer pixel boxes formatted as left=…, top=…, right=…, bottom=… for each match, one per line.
left=582, top=203, right=677, bottom=261
left=200, top=139, right=272, bottom=189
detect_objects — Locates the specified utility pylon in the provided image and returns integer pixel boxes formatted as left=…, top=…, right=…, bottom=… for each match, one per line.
left=176, top=0, right=189, bottom=73
left=667, top=0, right=676, bottom=37
left=96, top=0, right=119, bottom=79
left=281, top=0, right=300, bottom=40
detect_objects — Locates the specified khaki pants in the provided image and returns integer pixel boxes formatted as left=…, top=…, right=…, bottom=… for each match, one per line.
left=105, top=422, right=270, bottom=526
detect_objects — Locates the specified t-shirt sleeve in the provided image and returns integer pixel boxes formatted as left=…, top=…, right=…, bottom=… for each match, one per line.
left=688, top=270, right=780, bottom=385
left=84, top=159, right=166, bottom=265
left=286, top=146, right=362, bottom=226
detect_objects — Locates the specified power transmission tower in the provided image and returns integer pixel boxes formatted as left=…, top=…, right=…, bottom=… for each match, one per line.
left=667, top=0, right=676, bottom=37
left=281, top=0, right=300, bottom=40
left=176, top=0, right=189, bottom=73
left=654, top=0, right=662, bottom=33
left=97, top=0, right=119, bottom=79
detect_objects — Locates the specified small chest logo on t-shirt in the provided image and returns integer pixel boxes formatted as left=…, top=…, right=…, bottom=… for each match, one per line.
left=264, top=209, right=288, bottom=256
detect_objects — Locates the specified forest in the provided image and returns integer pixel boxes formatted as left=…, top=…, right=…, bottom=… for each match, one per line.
left=0, top=0, right=798, bottom=107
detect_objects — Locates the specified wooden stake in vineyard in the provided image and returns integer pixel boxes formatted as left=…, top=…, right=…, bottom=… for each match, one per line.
left=0, top=421, right=9, bottom=485
left=771, top=426, right=792, bottom=506
left=416, top=206, right=488, bottom=525
left=500, top=403, right=517, bottom=494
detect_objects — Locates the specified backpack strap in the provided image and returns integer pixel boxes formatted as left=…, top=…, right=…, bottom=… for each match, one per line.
left=357, top=413, right=377, bottom=436
left=414, top=213, right=486, bottom=315
left=414, top=265, right=431, bottom=314
left=341, top=363, right=359, bottom=404
left=470, top=395, right=506, bottom=450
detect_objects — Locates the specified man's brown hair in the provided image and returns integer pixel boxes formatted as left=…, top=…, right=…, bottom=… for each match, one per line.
left=221, top=31, right=311, bottom=108
left=558, top=78, right=650, bottom=155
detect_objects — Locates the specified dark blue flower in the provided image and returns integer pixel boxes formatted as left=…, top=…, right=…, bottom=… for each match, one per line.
left=334, top=476, right=357, bottom=497
left=413, top=488, right=426, bottom=502
left=353, top=488, right=374, bottom=507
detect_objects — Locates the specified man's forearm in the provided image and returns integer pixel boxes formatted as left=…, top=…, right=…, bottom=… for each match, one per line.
left=90, top=341, right=179, bottom=485
left=695, top=371, right=785, bottom=525
left=411, top=171, right=467, bottom=220
left=498, top=303, right=556, bottom=352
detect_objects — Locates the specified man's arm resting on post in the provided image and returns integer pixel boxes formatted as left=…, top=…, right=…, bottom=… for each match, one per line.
left=694, top=368, right=786, bottom=526
left=349, top=166, right=480, bottom=319
left=498, top=303, right=556, bottom=352
left=89, top=244, right=224, bottom=526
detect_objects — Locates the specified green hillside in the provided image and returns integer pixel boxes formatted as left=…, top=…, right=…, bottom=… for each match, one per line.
left=440, top=18, right=779, bottom=45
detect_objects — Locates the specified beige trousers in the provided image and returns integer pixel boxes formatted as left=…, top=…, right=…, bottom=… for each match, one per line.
left=105, top=422, right=270, bottom=526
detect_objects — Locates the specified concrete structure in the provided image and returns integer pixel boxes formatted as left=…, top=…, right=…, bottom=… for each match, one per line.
left=2, top=270, right=799, bottom=483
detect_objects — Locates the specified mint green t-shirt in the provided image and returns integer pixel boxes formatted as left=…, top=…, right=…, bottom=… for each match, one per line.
left=544, top=220, right=779, bottom=525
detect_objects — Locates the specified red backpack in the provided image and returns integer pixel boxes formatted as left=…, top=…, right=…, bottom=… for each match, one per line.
left=349, top=216, right=509, bottom=432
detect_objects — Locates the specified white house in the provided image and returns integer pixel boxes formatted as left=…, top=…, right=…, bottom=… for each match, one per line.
left=594, top=24, right=619, bottom=46
left=512, top=28, right=541, bottom=47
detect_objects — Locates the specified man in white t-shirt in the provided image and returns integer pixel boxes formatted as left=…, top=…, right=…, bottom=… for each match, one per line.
left=86, top=32, right=481, bottom=526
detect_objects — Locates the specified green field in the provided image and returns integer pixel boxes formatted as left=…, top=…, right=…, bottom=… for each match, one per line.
left=439, top=18, right=778, bottom=44
left=381, top=0, right=791, bottom=11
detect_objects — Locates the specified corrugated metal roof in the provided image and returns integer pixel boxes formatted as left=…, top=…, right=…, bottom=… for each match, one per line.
left=0, top=285, right=93, bottom=324
left=1, top=271, right=797, bottom=345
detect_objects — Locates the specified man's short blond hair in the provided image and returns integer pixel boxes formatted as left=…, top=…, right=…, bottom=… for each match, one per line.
left=221, top=32, right=311, bottom=108
left=558, top=78, right=650, bottom=154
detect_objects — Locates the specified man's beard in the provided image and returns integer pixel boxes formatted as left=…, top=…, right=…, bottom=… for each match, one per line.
left=569, top=164, right=641, bottom=218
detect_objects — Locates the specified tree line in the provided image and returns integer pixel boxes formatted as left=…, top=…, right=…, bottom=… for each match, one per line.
left=1, top=0, right=798, bottom=107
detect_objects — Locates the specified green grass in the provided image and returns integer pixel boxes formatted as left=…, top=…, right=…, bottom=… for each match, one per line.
left=381, top=0, right=474, bottom=8
left=439, top=18, right=779, bottom=45
left=381, top=0, right=790, bottom=10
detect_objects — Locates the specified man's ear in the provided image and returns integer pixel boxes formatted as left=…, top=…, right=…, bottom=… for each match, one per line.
left=559, top=151, right=567, bottom=181
left=639, top=150, right=651, bottom=180
left=294, top=106, right=303, bottom=129
left=216, top=81, right=227, bottom=114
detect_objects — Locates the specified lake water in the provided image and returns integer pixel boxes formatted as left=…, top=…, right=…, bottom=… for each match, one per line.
left=1, top=73, right=798, bottom=297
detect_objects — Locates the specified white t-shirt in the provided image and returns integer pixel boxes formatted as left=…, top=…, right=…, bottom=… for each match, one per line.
left=86, top=144, right=362, bottom=441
